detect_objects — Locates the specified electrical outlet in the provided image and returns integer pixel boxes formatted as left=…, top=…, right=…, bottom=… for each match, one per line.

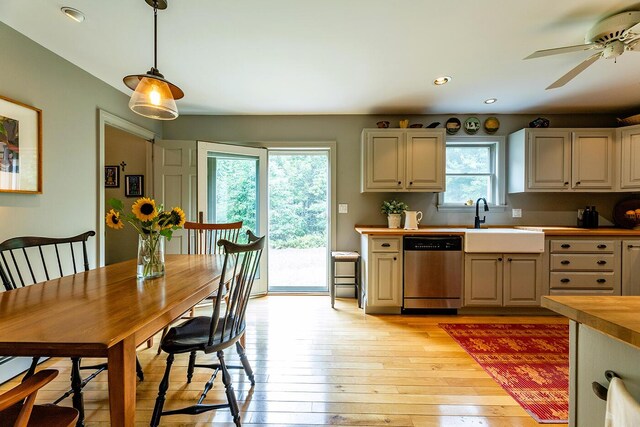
left=338, top=203, right=348, bottom=214
left=512, top=208, right=522, bottom=218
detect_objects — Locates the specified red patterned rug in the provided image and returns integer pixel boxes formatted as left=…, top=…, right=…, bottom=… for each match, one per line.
left=439, top=323, right=569, bottom=424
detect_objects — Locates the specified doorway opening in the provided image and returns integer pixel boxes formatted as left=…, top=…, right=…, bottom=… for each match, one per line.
left=267, top=150, right=329, bottom=292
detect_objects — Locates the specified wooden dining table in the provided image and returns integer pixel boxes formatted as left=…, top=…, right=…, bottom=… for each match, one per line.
left=0, top=254, right=225, bottom=426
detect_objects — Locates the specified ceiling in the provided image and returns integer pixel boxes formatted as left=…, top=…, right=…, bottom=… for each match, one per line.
left=2, top=0, right=640, bottom=116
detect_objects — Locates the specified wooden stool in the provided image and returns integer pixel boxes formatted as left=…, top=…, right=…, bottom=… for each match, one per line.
left=330, top=251, right=361, bottom=309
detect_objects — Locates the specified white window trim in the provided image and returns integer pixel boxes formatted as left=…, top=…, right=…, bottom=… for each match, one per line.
left=437, top=135, right=506, bottom=212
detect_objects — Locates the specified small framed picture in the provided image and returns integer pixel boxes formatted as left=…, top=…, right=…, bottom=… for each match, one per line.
left=125, top=174, right=144, bottom=198
left=104, top=165, right=120, bottom=188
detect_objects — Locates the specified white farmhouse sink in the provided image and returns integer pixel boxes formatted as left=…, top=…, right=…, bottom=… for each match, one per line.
left=464, top=228, right=545, bottom=253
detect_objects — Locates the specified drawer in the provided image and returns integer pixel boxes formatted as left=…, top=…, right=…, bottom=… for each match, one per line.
left=371, top=237, right=400, bottom=252
left=549, top=272, right=615, bottom=290
left=550, top=254, right=615, bottom=271
left=550, top=240, right=615, bottom=253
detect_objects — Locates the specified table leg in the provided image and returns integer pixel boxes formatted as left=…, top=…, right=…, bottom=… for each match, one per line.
left=107, top=336, right=136, bottom=426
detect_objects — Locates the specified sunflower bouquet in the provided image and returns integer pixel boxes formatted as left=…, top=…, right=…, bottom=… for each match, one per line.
left=106, top=197, right=186, bottom=279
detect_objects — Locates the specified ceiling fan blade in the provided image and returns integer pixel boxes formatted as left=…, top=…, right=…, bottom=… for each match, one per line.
left=546, top=52, right=602, bottom=89
left=524, top=43, right=600, bottom=59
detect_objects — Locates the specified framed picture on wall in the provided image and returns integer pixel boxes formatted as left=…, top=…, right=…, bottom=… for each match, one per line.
left=104, top=165, right=120, bottom=188
left=0, top=95, right=42, bottom=194
left=125, top=174, right=144, bottom=197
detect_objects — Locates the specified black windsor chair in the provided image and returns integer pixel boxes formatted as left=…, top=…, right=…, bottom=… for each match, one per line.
left=150, top=230, right=264, bottom=427
left=0, top=231, right=144, bottom=426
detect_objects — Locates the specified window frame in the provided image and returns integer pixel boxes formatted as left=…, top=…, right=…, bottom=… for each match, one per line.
left=437, top=136, right=506, bottom=211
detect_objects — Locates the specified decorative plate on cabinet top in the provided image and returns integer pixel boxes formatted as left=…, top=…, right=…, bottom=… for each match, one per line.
left=464, top=117, right=480, bottom=134
left=445, top=118, right=461, bottom=135
left=484, top=117, right=500, bottom=134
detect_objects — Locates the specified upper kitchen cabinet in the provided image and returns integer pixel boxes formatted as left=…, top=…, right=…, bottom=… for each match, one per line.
left=508, top=128, right=614, bottom=193
left=361, top=129, right=445, bottom=192
left=619, top=124, right=640, bottom=190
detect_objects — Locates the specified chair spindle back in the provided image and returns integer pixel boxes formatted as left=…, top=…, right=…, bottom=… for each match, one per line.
left=208, top=230, right=264, bottom=347
left=184, top=221, right=243, bottom=255
left=0, top=231, right=95, bottom=291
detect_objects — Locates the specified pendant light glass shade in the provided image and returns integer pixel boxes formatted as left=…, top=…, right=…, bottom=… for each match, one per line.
left=127, top=74, right=178, bottom=120
left=123, top=0, right=183, bottom=120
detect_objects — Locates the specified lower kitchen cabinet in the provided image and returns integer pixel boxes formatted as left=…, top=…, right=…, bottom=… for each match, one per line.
left=622, top=239, right=640, bottom=295
left=570, top=321, right=640, bottom=427
left=548, top=238, right=620, bottom=295
left=360, top=235, right=402, bottom=313
left=464, top=253, right=541, bottom=307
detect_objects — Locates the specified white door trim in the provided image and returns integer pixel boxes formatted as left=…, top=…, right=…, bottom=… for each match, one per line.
left=97, top=110, right=155, bottom=267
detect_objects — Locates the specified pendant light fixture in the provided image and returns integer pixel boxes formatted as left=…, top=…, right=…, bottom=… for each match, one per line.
left=123, top=0, right=183, bottom=120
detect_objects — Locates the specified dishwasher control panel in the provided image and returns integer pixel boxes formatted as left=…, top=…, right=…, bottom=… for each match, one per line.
left=404, top=236, right=462, bottom=251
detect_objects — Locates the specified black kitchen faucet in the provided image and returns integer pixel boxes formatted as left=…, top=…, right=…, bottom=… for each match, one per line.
left=474, top=197, right=489, bottom=229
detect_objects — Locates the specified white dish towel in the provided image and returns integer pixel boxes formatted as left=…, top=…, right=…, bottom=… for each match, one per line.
left=605, top=377, right=640, bottom=427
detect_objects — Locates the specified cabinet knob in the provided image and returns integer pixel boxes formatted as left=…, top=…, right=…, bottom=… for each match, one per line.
left=597, top=278, right=606, bottom=283
left=560, top=278, right=570, bottom=283
left=560, top=260, right=570, bottom=265
left=393, top=257, right=397, bottom=261
left=576, top=181, right=581, bottom=185
left=409, top=181, right=413, bottom=186
left=398, top=181, right=402, bottom=185
left=561, top=244, right=571, bottom=249
left=597, top=260, right=607, bottom=265
left=498, top=257, right=503, bottom=261
left=507, top=258, right=512, bottom=261
left=597, top=244, right=607, bottom=249
left=564, top=182, right=569, bottom=185
left=381, top=243, right=391, bottom=247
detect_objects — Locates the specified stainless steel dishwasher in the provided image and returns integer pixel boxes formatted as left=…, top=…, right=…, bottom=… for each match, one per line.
left=403, top=235, right=463, bottom=309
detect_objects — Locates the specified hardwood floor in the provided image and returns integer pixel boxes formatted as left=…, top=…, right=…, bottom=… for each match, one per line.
left=1, top=295, right=568, bottom=426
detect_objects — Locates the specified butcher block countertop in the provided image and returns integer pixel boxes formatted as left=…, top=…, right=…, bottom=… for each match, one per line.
left=355, top=226, right=640, bottom=236
left=542, top=296, right=640, bottom=348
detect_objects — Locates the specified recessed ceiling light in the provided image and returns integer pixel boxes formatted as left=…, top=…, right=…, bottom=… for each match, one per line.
left=484, top=98, right=498, bottom=104
left=433, top=76, right=451, bottom=86
left=61, top=7, right=85, bottom=23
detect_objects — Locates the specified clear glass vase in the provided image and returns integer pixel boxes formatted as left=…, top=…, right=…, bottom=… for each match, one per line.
left=137, top=233, right=165, bottom=279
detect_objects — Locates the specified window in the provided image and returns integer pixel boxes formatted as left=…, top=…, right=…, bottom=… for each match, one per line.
left=438, top=137, right=505, bottom=208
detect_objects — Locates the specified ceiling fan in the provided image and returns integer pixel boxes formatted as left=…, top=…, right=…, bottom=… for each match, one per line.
left=525, top=11, right=640, bottom=89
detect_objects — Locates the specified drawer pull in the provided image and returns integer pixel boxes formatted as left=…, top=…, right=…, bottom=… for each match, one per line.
left=560, top=278, right=570, bottom=283
left=498, top=257, right=503, bottom=261
left=398, top=181, right=402, bottom=185
left=564, top=182, right=569, bottom=185
left=597, top=260, right=607, bottom=265
left=576, top=181, right=581, bottom=185
left=381, top=243, right=391, bottom=247
left=561, top=244, right=571, bottom=249
left=409, top=181, right=413, bottom=185
left=507, top=257, right=512, bottom=262
left=597, top=244, right=607, bottom=249
left=597, top=278, right=607, bottom=283
left=561, top=260, right=570, bottom=265
left=393, top=257, right=397, bottom=261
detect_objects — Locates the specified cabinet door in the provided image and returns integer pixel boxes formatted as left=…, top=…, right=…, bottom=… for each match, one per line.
left=405, top=130, right=445, bottom=191
left=622, top=240, right=640, bottom=295
left=503, top=254, right=541, bottom=306
left=620, top=126, right=640, bottom=189
left=363, top=130, right=404, bottom=191
left=369, top=252, right=401, bottom=307
left=528, top=131, right=571, bottom=190
left=572, top=131, right=614, bottom=190
left=464, top=254, right=502, bottom=306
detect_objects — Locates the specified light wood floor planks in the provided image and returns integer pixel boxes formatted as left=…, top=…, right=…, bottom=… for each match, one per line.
left=1, top=295, right=568, bottom=426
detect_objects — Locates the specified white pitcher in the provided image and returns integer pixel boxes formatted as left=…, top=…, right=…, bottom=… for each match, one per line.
left=404, top=211, right=423, bottom=230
